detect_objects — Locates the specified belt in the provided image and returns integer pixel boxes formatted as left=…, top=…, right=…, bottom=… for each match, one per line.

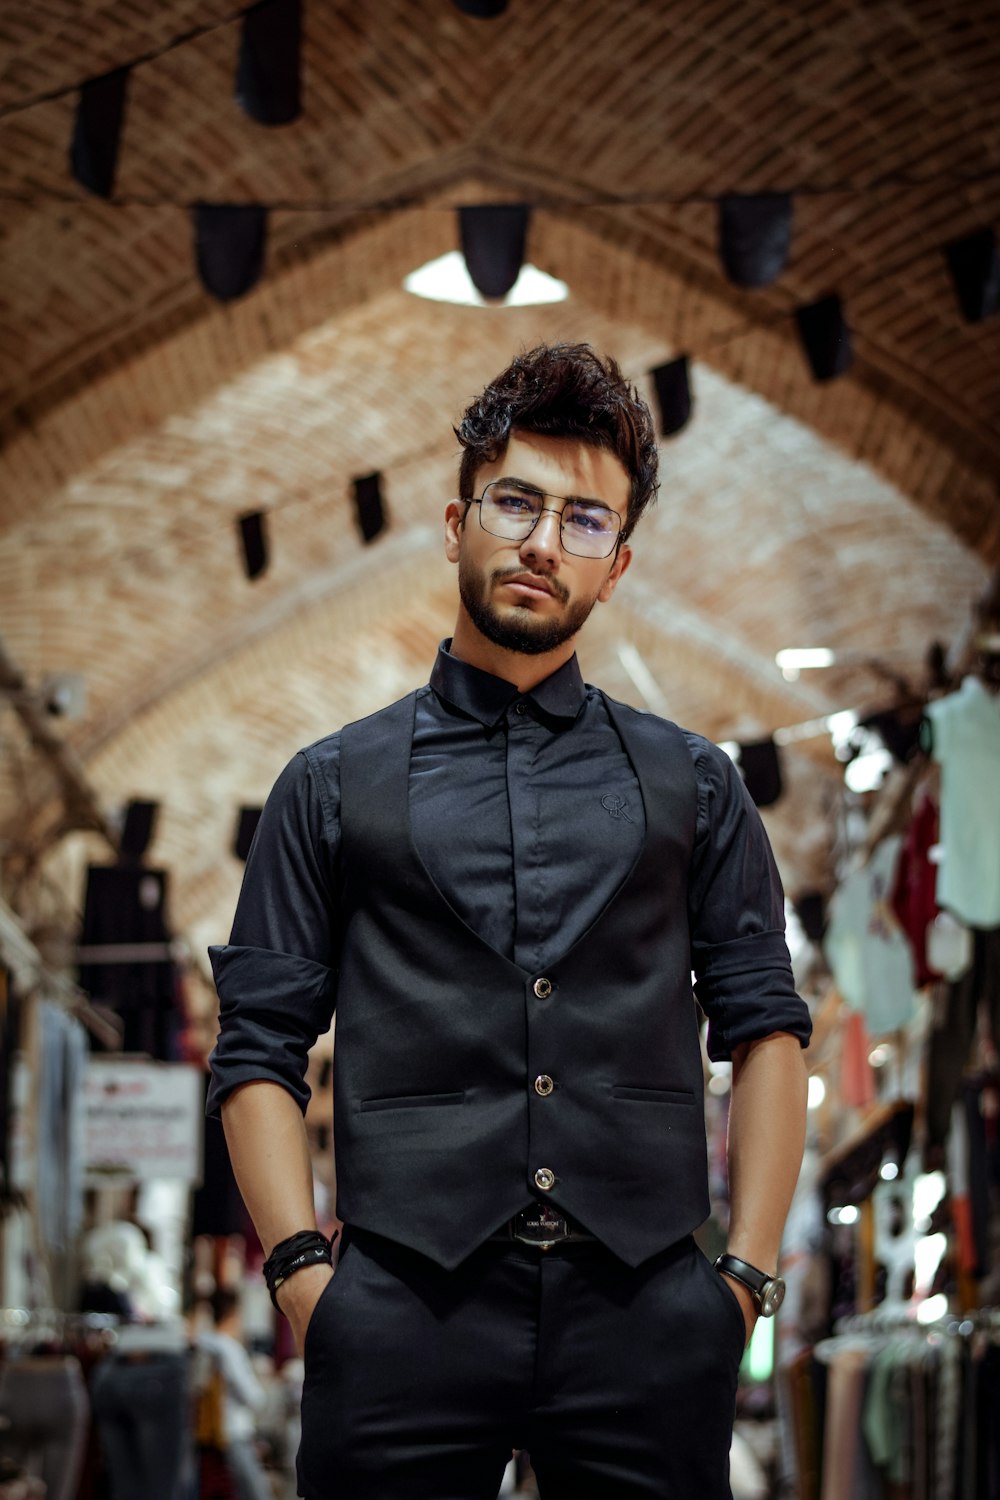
left=490, top=1204, right=598, bottom=1250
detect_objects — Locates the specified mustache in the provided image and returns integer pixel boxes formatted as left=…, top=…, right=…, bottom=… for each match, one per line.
left=491, top=566, right=570, bottom=605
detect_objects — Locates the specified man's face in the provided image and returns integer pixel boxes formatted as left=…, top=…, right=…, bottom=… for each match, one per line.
left=444, top=433, right=633, bottom=657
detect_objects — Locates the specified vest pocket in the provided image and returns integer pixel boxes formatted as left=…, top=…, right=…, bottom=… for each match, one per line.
left=611, top=1085, right=695, bottom=1105
left=359, top=1090, right=466, bottom=1112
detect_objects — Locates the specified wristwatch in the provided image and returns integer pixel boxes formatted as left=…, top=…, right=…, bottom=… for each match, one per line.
left=714, top=1253, right=786, bottom=1317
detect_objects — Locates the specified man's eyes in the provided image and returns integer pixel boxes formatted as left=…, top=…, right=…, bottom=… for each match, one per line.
left=566, top=506, right=614, bottom=533
left=489, top=489, right=616, bottom=532
left=493, top=489, right=539, bottom=513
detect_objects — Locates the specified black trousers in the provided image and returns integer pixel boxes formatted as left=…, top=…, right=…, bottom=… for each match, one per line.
left=297, top=1227, right=744, bottom=1500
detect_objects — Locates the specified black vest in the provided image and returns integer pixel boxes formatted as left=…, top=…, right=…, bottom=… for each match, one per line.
left=334, top=689, right=706, bottom=1269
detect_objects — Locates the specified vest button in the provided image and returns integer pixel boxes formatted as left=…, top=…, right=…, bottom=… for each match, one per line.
left=533, top=977, right=553, bottom=999
left=534, top=1074, right=555, bottom=1097
left=534, top=1167, right=556, bottom=1191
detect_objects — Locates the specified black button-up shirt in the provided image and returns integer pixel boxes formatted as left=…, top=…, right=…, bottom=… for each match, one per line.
left=208, top=643, right=811, bottom=1114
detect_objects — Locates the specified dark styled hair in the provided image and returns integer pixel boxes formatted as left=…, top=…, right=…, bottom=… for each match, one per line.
left=455, top=343, right=659, bottom=539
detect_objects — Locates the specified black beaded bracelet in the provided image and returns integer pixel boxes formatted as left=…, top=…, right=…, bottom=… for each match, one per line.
left=263, top=1229, right=336, bottom=1311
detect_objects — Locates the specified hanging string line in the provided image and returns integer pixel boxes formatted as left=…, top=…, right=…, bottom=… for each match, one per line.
left=0, top=161, right=998, bottom=212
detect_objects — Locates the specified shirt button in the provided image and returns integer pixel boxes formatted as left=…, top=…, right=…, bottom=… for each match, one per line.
left=534, top=1167, right=556, bottom=1191
left=533, top=977, right=553, bottom=999
left=515, top=700, right=527, bottom=714
left=534, top=1074, right=555, bottom=1097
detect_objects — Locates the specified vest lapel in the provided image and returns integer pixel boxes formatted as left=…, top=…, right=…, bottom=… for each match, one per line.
left=342, top=688, right=695, bottom=977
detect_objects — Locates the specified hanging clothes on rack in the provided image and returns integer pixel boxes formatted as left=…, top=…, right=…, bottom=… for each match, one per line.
left=890, top=786, right=943, bottom=989
left=0, top=1309, right=107, bottom=1500
left=925, top=676, right=1000, bottom=931
left=824, top=837, right=917, bottom=1038
left=88, top=1321, right=194, bottom=1500
left=35, top=1003, right=87, bottom=1257
left=797, top=1308, right=1000, bottom=1500
left=924, top=930, right=1000, bottom=1156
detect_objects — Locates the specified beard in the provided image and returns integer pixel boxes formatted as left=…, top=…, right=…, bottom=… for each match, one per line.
left=458, top=556, right=599, bottom=656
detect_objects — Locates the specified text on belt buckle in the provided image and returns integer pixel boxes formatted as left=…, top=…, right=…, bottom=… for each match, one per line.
left=513, top=1204, right=570, bottom=1250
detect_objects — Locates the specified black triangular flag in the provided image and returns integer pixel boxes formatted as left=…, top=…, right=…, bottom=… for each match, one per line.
left=237, top=511, right=269, bottom=580
left=234, top=807, right=263, bottom=861
left=452, top=0, right=508, bottom=13
left=120, top=800, right=158, bottom=861
left=459, top=204, right=529, bottom=300
left=195, top=204, right=268, bottom=301
left=236, top=0, right=303, bottom=125
left=944, top=228, right=1000, bottom=323
left=718, top=193, right=793, bottom=289
left=70, top=66, right=130, bottom=198
left=736, top=739, right=783, bottom=807
left=795, top=293, right=853, bottom=381
left=353, top=473, right=386, bottom=544
left=650, top=356, right=692, bottom=437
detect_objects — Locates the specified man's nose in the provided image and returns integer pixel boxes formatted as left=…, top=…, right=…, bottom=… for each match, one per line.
left=519, top=507, right=562, bottom=568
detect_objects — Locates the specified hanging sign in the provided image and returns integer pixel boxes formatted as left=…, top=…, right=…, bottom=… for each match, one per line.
left=82, top=1059, right=203, bottom=1185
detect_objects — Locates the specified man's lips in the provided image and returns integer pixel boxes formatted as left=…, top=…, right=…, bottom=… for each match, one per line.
left=496, top=571, right=564, bottom=601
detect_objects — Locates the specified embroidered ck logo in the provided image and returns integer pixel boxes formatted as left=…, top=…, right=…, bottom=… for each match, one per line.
left=601, top=794, right=634, bottom=822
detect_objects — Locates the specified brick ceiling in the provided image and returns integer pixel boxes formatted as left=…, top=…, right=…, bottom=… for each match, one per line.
left=0, top=0, right=997, bottom=974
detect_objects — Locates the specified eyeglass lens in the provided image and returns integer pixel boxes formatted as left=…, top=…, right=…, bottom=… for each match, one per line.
left=480, top=481, right=621, bottom=557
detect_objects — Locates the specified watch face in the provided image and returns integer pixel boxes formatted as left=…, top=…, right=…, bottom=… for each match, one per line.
left=760, top=1278, right=786, bottom=1317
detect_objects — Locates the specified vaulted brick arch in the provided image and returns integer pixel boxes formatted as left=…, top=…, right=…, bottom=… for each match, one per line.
left=1, top=1, right=997, bottom=952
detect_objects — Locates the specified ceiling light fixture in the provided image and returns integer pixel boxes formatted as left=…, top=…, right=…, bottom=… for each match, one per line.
left=776, top=647, right=915, bottom=702
left=775, top=647, right=837, bottom=679
left=403, top=251, right=568, bottom=308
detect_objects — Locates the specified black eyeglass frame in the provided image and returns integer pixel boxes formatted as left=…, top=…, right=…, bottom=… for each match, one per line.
left=462, top=480, right=627, bottom=559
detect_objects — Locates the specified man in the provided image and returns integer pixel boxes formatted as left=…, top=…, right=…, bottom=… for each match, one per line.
left=197, top=1289, right=272, bottom=1500
left=208, top=343, right=811, bottom=1500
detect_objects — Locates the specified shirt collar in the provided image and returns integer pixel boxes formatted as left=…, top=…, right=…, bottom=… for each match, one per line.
left=430, top=640, right=586, bottom=728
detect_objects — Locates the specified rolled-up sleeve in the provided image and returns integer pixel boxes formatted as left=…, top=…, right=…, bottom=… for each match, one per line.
left=684, top=733, right=812, bottom=1061
left=206, top=741, right=341, bottom=1116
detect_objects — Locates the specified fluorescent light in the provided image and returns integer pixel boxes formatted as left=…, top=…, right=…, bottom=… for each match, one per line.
left=775, top=647, right=836, bottom=680
left=403, top=251, right=569, bottom=307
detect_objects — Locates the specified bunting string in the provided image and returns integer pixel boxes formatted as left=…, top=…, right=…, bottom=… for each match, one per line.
left=1, top=163, right=998, bottom=212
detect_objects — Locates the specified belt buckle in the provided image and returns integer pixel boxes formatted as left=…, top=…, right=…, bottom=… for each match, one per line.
left=512, top=1204, right=570, bottom=1250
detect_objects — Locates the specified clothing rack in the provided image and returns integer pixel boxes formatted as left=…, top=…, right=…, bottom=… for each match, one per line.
left=0, top=1306, right=120, bottom=1347
left=786, top=1302, right=1000, bottom=1500
left=827, top=1301, right=998, bottom=1339
left=811, top=1302, right=1000, bottom=1369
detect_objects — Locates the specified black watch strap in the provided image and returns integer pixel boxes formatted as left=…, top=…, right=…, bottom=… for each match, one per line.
left=714, top=1252, right=785, bottom=1317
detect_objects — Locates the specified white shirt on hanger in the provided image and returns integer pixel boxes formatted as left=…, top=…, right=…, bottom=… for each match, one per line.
left=824, top=835, right=916, bottom=1036
left=926, top=675, right=1000, bottom=929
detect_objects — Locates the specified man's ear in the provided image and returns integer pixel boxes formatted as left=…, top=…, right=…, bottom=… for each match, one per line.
left=598, top=542, right=632, bottom=603
left=444, top=500, right=466, bottom=564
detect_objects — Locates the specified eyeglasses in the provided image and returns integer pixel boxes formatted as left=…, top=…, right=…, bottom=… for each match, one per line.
left=466, top=480, right=624, bottom=559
